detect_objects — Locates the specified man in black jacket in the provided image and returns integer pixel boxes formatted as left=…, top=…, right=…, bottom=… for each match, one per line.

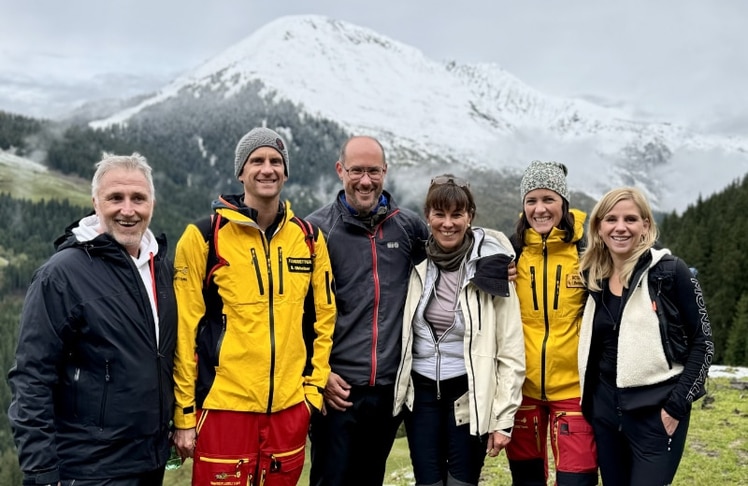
left=307, top=136, right=429, bottom=486
left=7, top=152, right=177, bottom=486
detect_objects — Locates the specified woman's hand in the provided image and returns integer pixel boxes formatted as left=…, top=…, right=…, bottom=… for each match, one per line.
left=486, top=431, right=511, bottom=457
left=661, top=409, right=679, bottom=436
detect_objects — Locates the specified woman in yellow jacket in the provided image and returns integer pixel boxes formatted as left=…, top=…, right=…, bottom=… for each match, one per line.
left=505, top=161, right=598, bottom=486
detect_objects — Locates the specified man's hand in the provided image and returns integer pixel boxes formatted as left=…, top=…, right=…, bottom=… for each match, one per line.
left=486, top=431, right=511, bottom=457
left=508, top=261, right=517, bottom=282
left=323, top=372, right=353, bottom=413
left=174, top=427, right=197, bottom=459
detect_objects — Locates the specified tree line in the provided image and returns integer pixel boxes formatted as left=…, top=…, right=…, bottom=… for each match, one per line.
left=659, top=175, right=748, bottom=366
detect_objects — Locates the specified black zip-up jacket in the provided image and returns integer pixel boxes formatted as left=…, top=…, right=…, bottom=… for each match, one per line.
left=307, top=191, right=428, bottom=386
left=8, top=221, right=177, bottom=485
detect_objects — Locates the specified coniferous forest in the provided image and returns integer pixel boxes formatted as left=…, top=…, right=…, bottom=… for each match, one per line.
left=1, top=105, right=747, bottom=481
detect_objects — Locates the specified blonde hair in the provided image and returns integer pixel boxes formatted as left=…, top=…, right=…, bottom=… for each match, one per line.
left=579, top=187, right=659, bottom=291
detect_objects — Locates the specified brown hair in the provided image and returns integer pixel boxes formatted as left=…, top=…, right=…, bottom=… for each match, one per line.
left=424, top=174, right=476, bottom=219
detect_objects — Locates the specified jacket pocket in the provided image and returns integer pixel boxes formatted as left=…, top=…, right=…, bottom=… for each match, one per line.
left=511, top=404, right=544, bottom=456
left=453, top=391, right=470, bottom=426
left=262, top=444, right=306, bottom=483
left=552, top=411, right=598, bottom=473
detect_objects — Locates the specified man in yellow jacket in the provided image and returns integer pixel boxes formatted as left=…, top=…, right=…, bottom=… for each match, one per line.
left=172, top=127, right=336, bottom=485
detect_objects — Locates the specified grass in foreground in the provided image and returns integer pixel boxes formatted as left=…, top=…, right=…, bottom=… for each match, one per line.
left=164, top=377, right=748, bottom=485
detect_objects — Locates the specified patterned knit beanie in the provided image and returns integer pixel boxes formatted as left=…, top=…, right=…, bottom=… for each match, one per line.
left=520, top=160, right=569, bottom=203
left=234, top=127, right=289, bottom=178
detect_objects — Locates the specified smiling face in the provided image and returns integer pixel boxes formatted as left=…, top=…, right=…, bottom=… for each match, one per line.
left=427, top=203, right=472, bottom=252
left=239, top=146, right=288, bottom=206
left=93, top=167, right=154, bottom=256
left=336, top=137, right=387, bottom=214
left=523, top=188, right=564, bottom=236
left=598, top=198, right=650, bottom=261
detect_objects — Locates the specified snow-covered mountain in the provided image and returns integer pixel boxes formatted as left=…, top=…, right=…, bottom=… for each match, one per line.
left=91, top=15, right=748, bottom=212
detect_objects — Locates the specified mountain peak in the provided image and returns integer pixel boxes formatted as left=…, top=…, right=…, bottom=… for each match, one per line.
left=90, top=15, right=748, bottom=212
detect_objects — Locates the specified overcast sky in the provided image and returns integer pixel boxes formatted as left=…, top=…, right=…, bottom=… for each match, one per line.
left=1, top=0, right=746, bottom=133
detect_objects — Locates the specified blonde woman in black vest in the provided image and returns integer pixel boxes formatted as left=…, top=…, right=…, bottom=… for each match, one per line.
left=578, top=187, right=713, bottom=486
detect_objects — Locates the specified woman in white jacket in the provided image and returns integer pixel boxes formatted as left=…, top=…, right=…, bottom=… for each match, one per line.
left=393, top=175, right=526, bottom=486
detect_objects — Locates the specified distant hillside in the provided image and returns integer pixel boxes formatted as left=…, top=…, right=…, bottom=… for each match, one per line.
left=0, top=152, right=91, bottom=207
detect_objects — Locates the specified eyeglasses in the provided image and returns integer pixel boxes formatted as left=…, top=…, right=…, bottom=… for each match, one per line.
left=430, top=176, right=470, bottom=188
left=342, top=165, right=386, bottom=180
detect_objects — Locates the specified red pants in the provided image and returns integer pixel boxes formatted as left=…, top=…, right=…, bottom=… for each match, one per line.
left=506, top=396, right=598, bottom=485
left=192, top=403, right=310, bottom=486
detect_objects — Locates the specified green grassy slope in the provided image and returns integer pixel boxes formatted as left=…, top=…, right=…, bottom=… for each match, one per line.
left=0, top=152, right=90, bottom=207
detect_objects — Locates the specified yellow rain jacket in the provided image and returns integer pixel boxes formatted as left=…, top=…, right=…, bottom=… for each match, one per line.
left=173, top=198, right=336, bottom=429
left=516, top=209, right=586, bottom=401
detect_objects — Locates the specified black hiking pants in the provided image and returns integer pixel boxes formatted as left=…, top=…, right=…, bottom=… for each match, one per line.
left=309, top=384, right=401, bottom=486
left=590, top=379, right=690, bottom=486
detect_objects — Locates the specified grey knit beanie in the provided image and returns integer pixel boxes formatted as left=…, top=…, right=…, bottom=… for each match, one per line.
left=234, top=127, right=289, bottom=178
left=520, top=160, right=570, bottom=203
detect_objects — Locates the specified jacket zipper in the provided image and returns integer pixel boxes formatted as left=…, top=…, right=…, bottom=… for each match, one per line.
left=395, top=270, right=421, bottom=403
left=98, top=359, right=111, bottom=429
left=465, top=289, right=481, bottom=433
left=325, top=271, right=332, bottom=303
left=427, top=273, right=461, bottom=401
left=554, top=264, right=562, bottom=309
left=73, top=367, right=80, bottom=413
left=151, top=254, right=166, bottom=465
left=250, top=248, right=265, bottom=295
left=369, top=233, right=381, bottom=386
left=540, top=238, right=550, bottom=400
left=262, top=233, right=276, bottom=413
left=278, top=248, right=284, bottom=295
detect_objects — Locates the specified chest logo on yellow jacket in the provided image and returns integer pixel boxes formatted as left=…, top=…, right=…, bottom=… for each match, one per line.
left=567, top=272, right=585, bottom=288
left=287, top=257, right=313, bottom=273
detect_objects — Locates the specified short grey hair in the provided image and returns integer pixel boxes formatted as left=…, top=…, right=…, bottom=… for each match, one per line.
left=91, top=152, right=155, bottom=200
